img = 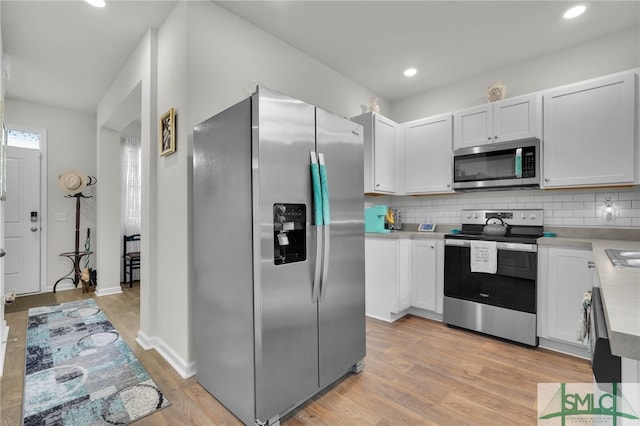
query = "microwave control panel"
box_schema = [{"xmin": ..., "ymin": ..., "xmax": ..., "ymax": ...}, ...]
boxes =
[{"xmin": 522, "ymin": 147, "xmax": 536, "ymax": 178}]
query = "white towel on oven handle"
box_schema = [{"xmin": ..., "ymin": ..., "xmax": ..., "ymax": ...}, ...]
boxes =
[{"xmin": 470, "ymin": 240, "xmax": 498, "ymax": 274}]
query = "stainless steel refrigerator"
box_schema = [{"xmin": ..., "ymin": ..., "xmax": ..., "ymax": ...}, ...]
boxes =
[{"xmin": 193, "ymin": 87, "xmax": 366, "ymax": 426}]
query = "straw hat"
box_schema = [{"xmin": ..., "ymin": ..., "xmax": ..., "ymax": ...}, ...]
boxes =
[{"xmin": 58, "ymin": 171, "xmax": 89, "ymax": 195}]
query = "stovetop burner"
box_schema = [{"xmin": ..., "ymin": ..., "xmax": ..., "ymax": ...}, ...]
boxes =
[{"xmin": 446, "ymin": 209, "xmax": 544, "ymax": 244}]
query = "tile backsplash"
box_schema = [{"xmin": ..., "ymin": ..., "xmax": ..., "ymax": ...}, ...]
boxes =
[{"xmin": 366, "ymin": 187, "xmax": 640, "ymax": 229}]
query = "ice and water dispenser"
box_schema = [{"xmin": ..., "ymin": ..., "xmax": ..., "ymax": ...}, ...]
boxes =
[{"xmin": 273, "ymin": 203, "xmax": 306, "ymax": 265}]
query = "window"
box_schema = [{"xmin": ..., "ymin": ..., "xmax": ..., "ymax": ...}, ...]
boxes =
[{"xmin": 7, "ymin": 129, "xmax": 40, "ymax": 150}]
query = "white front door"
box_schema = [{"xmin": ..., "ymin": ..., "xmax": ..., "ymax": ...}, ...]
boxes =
[{"xmin": 4, "ymin": 146, "xmax": 41, "ymax": 294}]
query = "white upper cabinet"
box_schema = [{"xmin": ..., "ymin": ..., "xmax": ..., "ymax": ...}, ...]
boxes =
[
  {"xmin": 352, "ymin": 112, "xmax": 398, "ymax": 194},
  {"xmin": 402, "ymin": 114, "xmax": 453, "ymax": 194},
  {"xmin": 453, "ymin": 94, "xmax": 541, "ymax": 150},
  {"xmin": 542, "ymin": 72, "xmax": 638, "ymax": 188}
]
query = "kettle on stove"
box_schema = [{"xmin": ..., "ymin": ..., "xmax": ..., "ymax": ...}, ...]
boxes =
[{"xmin": 483, "ymin": 217, "xmax": 509, "ymax": 236}]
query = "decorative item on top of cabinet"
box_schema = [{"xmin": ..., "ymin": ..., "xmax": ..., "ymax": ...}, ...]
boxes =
[
  {"xmin": 402, "ymin": 114, "xmax": 454, "ymax": 195},
  {"xmin": 542, "ymin": 71, "xmax": 638, "ymax": 189},
  {"xmin": 351, "ymin": 112, "xmax": 399, "ymax": 194},
  {"xmin": 486, "ymin": 81, "xmax": 506, "ymax": 102},
  {"xmin": 368, "ymin": 97, "xmax": 380, "ymax": 114},
  {"xmin": 453, "ymin": 93, "xmax": 541, "ymax": 150}
]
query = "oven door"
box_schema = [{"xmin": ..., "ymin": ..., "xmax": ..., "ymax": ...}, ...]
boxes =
[{"xmin": 444, "ymin": 239, "xmax": 537, "ymax": 313}]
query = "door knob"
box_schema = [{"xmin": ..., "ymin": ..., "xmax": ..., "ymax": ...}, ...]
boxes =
[
  {"xmin": 31, "ymin": 227, "xmax": 38, "ymax": 232},
  {"xmin": 0, "ymin": 249, "xmax": 5, "ymax": 258}
]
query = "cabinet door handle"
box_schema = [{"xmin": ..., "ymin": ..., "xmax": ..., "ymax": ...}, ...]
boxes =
[
  {"xmin": 494, "ymin": 135, "xmax": 498, "ymax": 139},
  {"xmin": 487, "ymin": 137, "xmax": 492, "ymax": 140},
  {"xmin": 544, "ymin": 178, "xmax": 550, "ymax": 183}
]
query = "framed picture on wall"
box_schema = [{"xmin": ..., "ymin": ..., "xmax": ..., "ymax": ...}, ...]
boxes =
[{"xmin": 159, "ymin": 108, "xmax": 176, "ymax": 157}]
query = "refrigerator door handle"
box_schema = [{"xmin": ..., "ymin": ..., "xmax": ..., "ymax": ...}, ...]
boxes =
[
  {"xmin": 318, "ymin": 153, "xmax": 330, "ymax": 225},
  {"xmin": 313, "ymin": 228, "xmax": 322, "ymax": 303},
  {"xmin": 310, "ymin": 151, "xmax": 323, "ymax": 226},
  {"xmin": 320, "ymin": 225, "xmax": 330, "ymax": 301},
  {"xmin": 310, "ymin": 151, "xmax": 323, "ymax": 303},
  {"xmin": 318, "ymin": 153, "xmax": 331, "ymax": 301}
]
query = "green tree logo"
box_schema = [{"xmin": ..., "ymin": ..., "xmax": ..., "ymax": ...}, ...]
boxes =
[{"xmin": 539, "ymin": 383, "xmax": 639, "ymax": 425}]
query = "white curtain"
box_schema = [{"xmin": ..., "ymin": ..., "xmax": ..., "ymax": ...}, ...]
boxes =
[{"xmin": 121, "ymin": 136, "xmax": 141, "ymax": 280}]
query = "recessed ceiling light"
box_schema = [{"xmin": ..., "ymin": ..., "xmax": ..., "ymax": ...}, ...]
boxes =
[
  {"xmin": 404, "ymin": 68, "xmax": 417, "ymax": 77},
  {"xmin": 563, "ymin": 5, "xmax": 586, "ymax": 19},
  {"xmin": 86, "ymin": 0, "xmax": 106, "ymax": 8}
]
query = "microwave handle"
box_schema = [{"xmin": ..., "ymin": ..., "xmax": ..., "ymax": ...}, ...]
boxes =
[{"xmin": 515, "ymin": 148, "xmax": 522, "ymax": 177}]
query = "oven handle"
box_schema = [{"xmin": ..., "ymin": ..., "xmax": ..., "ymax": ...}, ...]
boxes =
[{"xmin": 445, "ymin": 239, "xmax": 537, "ymax": 253}]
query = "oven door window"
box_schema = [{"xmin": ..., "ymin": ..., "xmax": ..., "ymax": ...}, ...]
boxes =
[
  {"xmin": 444, "ymin": 245, "xmax": 537, "ymax": 313},
  {"xmin": 454, "ymin": 149, "xmax": 517, "ymax": 183}
]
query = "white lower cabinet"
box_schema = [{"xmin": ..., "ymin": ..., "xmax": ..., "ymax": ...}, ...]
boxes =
[
  {"xmin": 411, "ymin": 239, "xmax": 444, "ymax": 314},
  {"xmin": 538, "ymin": 246, "xmax": 594, "ymax": 357},
  {"xmin": 364, "ymin": 238, "xmax": 410, "ymax": 322},
  {"xmin": 365, "ymin": 237, "xmax": 443, "ymax": 322}
]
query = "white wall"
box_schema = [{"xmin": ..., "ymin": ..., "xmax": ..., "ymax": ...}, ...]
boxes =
[
  {"xmin": 155, "ymin": 1, "xmax": 192, "ymax": 376},
  {"xmin": 5, "ymin": 99, "xmax": 97, "ymax": 288},
  {"xmin": 391, "ymin": 27, "xmax": 640, "ymax": 122},
  {"xmin": 186, "ymin": 2, "xmax": 389, "ymax": 128}
]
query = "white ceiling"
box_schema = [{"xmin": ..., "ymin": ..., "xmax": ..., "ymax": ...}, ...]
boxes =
[
  {"xmin": 2, "ymin": 0, "xmax": 177, "ymax": 114},
  {"xmin": 2, "ymin": 1, "xmax": 639, "ymax": 114}
]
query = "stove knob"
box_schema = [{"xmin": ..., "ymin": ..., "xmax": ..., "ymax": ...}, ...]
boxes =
[
  {"xmin": 473, "ymin": 213, "xmax": 479, "ymax": 219},
  {"xmin": 530, "ymin": 213, "xmax": 537, "ymax": 220},
  {"xmin": 466, "ymin": 213, "xmax": 472, "ymax": 219},
  {"xmin": 521, "ymin": 213, "xmax": 527, "ymax": 219}
]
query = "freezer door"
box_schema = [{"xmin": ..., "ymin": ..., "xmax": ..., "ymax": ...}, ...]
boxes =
[
  {"xmin": 315, "ymin": 108, "xmax": 366, "ymax": 388},
  {"xmin": 253, "ymin": 87, "xmax": 319, "ymax": 421}
]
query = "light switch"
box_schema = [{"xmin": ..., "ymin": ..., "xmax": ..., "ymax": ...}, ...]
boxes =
[{"xmin": 55, "ymin": 212, "xmax": 66, "ymax": 222}]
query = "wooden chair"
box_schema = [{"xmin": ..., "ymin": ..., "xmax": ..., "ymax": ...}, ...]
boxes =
[{"xmin": 123, "ymin": 234, "xmax": 141, "ymax": 287}]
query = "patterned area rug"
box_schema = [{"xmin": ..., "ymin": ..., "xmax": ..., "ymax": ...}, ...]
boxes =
[{"xmin": 23, "ymin": 299, "xmax": 170, "ymax": 425}]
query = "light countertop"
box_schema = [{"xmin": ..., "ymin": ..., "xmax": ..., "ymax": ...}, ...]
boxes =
[{"xmin": 365, "ymin": 230, "xmax": 447, "ymax": 240}]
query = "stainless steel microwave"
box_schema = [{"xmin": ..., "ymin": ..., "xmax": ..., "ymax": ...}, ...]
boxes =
[{"xmin": 452, "ymin": 138, "xmax": 540, "ymax": 191}]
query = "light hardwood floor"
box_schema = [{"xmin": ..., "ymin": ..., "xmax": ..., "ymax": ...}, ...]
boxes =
[{"xmin": 1, "ymin": 285, "xmax": 592, "ymax": 425}]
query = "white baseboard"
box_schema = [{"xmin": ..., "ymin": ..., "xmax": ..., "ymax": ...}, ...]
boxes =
[
  {"xmin": 538, "ymin": 337, "xmax": 590, "ymax": 360},
  {"xmin": 408, "ymin": 307, "xmax": 443, "ymax": 322},
  {"xmin": 365, "ymin": 309, "xmax": 409, "ymax": 323},
  {"xmin": 46, "ymin": 282, "xmax": 76, "ymax": 292},
  {"xmin": 136, "ymin": 330, "xmax": 196, "ymax": 379},
  {"xmin": 95, "ymin": 286, "xmax": 123, "ymax": 297}
]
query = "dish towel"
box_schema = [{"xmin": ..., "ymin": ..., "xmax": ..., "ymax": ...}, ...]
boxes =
[
  {"xmin": 470, "ymin": 240, "xmax": 498, "ymax": 274},
  {"xmin": 576, "ymin": 290, "xmax": 592, "ymax": 343}
]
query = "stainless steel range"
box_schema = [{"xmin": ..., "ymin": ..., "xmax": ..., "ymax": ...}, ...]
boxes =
[{"xmin": 443, "ymin": 209, "xmax": 544, "ymax": 346}]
